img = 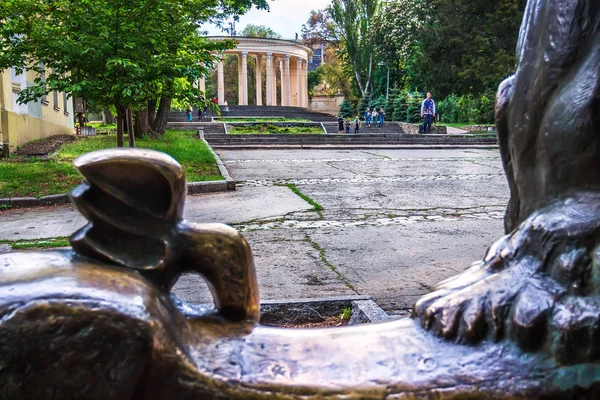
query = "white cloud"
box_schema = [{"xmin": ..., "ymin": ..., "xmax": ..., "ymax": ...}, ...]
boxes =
[{"xmin": 204, "ymin": 0, "xmax": 330, "ymax": 39}]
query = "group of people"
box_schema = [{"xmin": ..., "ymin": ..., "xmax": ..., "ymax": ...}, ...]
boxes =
[
  {"xmin": 337, "ymin": 107, "xmax": 387, "ymax": 134},
  {"xmin": 337, "ymin": 92, "xmax": 437, "ymax": 135},
  {"xmin": 185, "ymin": 98, "xmax": 230, "ymax": 122}
]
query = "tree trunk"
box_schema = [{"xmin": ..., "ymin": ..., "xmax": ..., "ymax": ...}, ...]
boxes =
[
  {"xmin": 147, "ymin": 99, "xmax": 157, "ymax": 126},
  {"xmin": 152, "ymin": 96, "xmax": 172, "ymax": 135},
  {"xmin": 102, "ymin": 109, "xmax": 116, "ymax": 125},
  {"xmin": 126, "ymin": 108, "xmax": 135, "ymax": 148},
  {"xmin": 116, "ymin": 105, "xmax": 125, "ymax": 147},
  {"xmin": 134, "ymin": 109, "xmax": 148, "ymax": 139}
]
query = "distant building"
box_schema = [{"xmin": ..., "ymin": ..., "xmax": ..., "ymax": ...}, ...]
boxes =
[
  {"xmin": 0, "ymin": 67, "xmax": 73, "ymax": 153},
  {"xmin": 308, "ymin": 43, "xmax": 325, "ymax": 72}
]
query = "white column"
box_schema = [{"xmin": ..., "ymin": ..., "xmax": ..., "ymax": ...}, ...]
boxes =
[
  {"xmin": 272, "ymin": 59, "xmax": 277, "ymax": 105},
  {"xmin": 241, "ymin": 51, "xmax": 248, "ymax": 105},
  {"xmin": 284, "ymin": 55, "xmax": 291, "ymax": 107},
  {"xmin": 303, "ymin": 59, "xmax": 309, "ymax": 107},
  {"xmin": 255, "ymin": 54, "xmax": 262, "ymax": 106},
  {"xmin": 265, "ymin": 53, "xmax": 273, "ymax": 106},
  {"xmin": 217, "ymin": 57, "xmax": 224, "ymax": 105},
  {"xmin": 279, "ymin": 59, "xmax": 284, "ymax": 106},
  {"xmin": 296, "ymin": 58, "xmax": 303, "ymax": 108}
]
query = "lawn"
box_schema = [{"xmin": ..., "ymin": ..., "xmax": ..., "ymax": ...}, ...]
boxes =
[
  {"xmin": 218, "ymin": 117, "xmax": 311, "ymax": 123},
  {"xmin": 228, "ymin": 124, "xmax": 324, "ymax": 135},
  {"xmin": 437, "ymin": 122, "xmax": 494, "ymax": 128},
  {"xmin": 0, "ymin": 130, "xmax": 222, "ymax": 198}
]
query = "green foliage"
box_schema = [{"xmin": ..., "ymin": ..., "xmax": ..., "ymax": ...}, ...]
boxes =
[
  {"xmin": 328, "ymin": 0, "xmax": 381, "ymax": 97},
  {"xmin": 409, "ymin": 0, "xmax": 525, "ymax": 98},
  {"xmin": 239, "ymin": 24, "xmax": 282, "ymax": 39},
  {"xmin": 339, "ymin": 99, "xmax": 355, "ymax": 118},
  {"xmin": 387, "ymin": 91, "xmax": 421, "ymax": 122},
  {"xmin": 0, "ymin": 0, "xmax": 268, "ymax": 143},
  {"xmin": 357, "ymin": 96, "xmax": 371, "ymax": 119},
  {"xmin": 369, "ymin": 95, "xmax": 387, "ymax": 112},
  {"xmin": 339, "ymin": 307, "xmax": 352, "ymax": 321},
  {"xmin": 437, "ymin": 93, "xmax": 495, "ymax": 124},
  {"xmin": 308, "ymin": 68, "xmax": 324, "ymax": 97}
]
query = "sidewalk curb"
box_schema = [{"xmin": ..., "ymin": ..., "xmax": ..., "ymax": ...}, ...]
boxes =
[
  {"xmin": 1, "ymin": 136, "xmax": 236, "ymax": 208},
  {"xmin": 199, "ymin": 129, "xmax": 236, "ymax": 190}
]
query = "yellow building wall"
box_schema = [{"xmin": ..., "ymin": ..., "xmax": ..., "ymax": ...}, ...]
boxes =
[{"xmin": 0, "ymin": 68, "xmax": 74, "ymax": 153}]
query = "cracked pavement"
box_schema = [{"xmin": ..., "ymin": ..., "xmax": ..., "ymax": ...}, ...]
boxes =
[{"xmin": 0, "ymin": 148, "xmax": 508, "ymax": 317}]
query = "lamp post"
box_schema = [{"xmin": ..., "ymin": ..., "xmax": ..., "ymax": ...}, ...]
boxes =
[{"xmin": 378, "ymin": 62, "xmax": 390, "ymax": 99}]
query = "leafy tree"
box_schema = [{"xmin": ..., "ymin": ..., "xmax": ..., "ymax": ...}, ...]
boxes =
[
  {"xmin": 308, "ymin": 68, "xmax": 324, "ymax": 97},
  {"xmin": 0, "ymin": 0, "xmax": 267, "ymax": 146},
  {"xmin": 339, "ymin": 99, "xmax": 354, "ymax": 118},
  {"xmin": 370, "ymin": 0, "xmax": 423, "ymax": 96},
  {"xmin": 328, "ymin": 0, "xmax": 380, "ymax": 98},
  {"xmin": 239, "ymin": 24, "xmax": 282, "ymax": 39},
  {"xmin": 410, "ymin": 0, "xmax": 525, "ymax": 98}
]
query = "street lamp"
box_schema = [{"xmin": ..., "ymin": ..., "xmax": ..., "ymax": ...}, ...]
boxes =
[{"xmin": 378, "ymin": 62, "xmax": 390, "ymax": 100}]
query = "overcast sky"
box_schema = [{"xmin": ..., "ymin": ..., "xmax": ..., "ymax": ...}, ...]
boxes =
[{"xmin": 203, "ymin": 0, "xmax": 329, "ymax": 40}]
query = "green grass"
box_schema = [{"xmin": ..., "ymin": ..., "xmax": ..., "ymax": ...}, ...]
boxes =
[
  {"xmin": 437, "ymin": 122, "xmax": 494, "ymax": 128},
  {"xmin": 0, "ymin": 130, "xmax": 222, "ymax": 198},
  {"xmin": 285, "ymin": 183, "xmax": 323, "ymax": 211},
  {"xmin": 0, "ymin": 237, "xmax": 70, "ymax": 250},
  {"xmin": 87, "ymin": 122, "xmax": 117, "ymax": 129},
  {"xmin": 228, "ymin": 124, "xmax": 323, "ymax": 135},
  {"xmin": 218, "ymin": 117, "xmax": 311, "ymax": 122}
]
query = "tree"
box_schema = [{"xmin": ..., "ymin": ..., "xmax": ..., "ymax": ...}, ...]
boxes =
[
  {"xmin": 338, "ymin": 99, "xmax": 354, "ymax": 118},
  {"xmin": 239, "ymin": 24, "xmax": 282, "ymax": 39},
  {"xmin": 409, "ymin": 0, "xmax": 525, "ymax": 98},
  {"xmin": 0, "ymin": 0, "xmax": 267, "ymax": 146},
  {"xmin": 328, "ymin": 0, "xmax": 380, "ymax": 98},
  {"xmin": 370, "ymin": 0, "xmax": 423, "ymax": 96}
]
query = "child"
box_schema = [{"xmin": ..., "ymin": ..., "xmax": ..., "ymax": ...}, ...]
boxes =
[
  {"xmin": 186, "ymin": 107, "xmax": 193, "ymax": 122},
  {"xmin": 354, "ymin": 116, "xmax": 360, "ymax": 134},
  {"xmin": 345, "ymin": 117, "xmax": 351, "ymax": 134}
]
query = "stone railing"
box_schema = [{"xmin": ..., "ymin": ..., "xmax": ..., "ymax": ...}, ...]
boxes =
[{"xmin": 398, "ymin": 122, "xmax": 447, "ymax": 135}]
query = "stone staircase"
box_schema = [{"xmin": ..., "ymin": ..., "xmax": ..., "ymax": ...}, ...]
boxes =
[
  {"xmin": 321, "ymin": 122, "xmax": 404, "ymax": 135},
  {"xmin": 203, "ymin": 133, "xmax": 498, "ymax": 148}
]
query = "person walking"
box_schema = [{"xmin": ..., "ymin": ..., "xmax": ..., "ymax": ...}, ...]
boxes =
[
  {"xmin": 421, "ymin": 92, "xmax": 436, "ymax": 134},
  {"xmin": 338, "ymin": 115, "xmax": 345, "ymax": 134},
  {"xmin": 186, "ymin": 106, "xmax": 193, "ymax": 122},
  {"xmin": 345, "ymin": 117, "xmax": 351, "ymax": 134},
  {"xmin": 224, "ymin": 100, "xmax": 230, "ymax": 117},
  {"xmin": 364, "ymin": 108, "xmax": 371, "ymax": 127},
  {"xmin": 354, "ymin": 116, "xmax": 360, "ymax": 134},
  {"xmin": 379, "ymin": 107, "xmax": 386, "ymax": 128}
]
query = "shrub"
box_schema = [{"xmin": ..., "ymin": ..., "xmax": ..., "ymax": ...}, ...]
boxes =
[
  {"xmin": 356, "ymin": 96, "xmax": 371, "ymax": 120},
  {"xmin": 339, "ymin": 99, "xmax": 355, "ymax": 118}
]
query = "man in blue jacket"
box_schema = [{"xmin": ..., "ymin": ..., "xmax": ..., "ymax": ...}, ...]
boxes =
[{"xmin": 420, "ymin": 92, "xmax": 436, "ymax": 134}]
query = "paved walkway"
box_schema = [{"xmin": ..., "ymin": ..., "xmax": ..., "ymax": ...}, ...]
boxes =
[{"xmin": 0, "ymin": 148, "xmax": 508, "ymax": 316}]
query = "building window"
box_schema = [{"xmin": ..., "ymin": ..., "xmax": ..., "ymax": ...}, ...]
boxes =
[
  {"xmin": 10, "ymin": 67, "xmax": 27, "ymax": 115},
  {"xmin": 52, "ymin": 68, "xmax": 60, "ymax": 111},
  {"xmin": 63, "ymin": 93, "xmax": 69, "ymax": 116},
  {"xmin": 40, "ymin": 63, "xmax": 48, "ymax": 106}
]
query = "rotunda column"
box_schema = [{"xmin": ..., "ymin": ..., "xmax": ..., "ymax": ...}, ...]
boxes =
[
  {"xmin": 217, "ymin": 57, "xmax": 225, "ymax": 105},
  {"xmin": 255, "ymin": 54, "xmax": 262, "ymax": 106},
  {"xmin": 284, "ymin": 55, "xmax": 291, "ymax": 107},
  {"xmin": 265, "ymin": 53, "xmax": 273, "ymax": 106}
]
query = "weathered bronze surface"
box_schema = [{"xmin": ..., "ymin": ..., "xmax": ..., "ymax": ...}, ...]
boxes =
[{"xmin": 2, "ymin": 0, "xmax": 600, "ymax": 398}]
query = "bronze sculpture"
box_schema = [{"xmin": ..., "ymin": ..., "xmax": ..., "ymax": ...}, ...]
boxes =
[{"xmin": 1, "ymin": 0, "xmax": 600, "ymax": 397}]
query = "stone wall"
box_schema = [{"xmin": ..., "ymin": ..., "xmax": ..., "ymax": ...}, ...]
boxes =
[
  {"xmin": 398, "ymin": 122, "xmax": 448, "ymax": 135},
  {"xmin": 309, "ymin": 95, "xmax": 345, "ymax": 116}
]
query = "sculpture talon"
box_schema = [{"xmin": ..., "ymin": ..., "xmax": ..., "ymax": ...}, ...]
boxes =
[{"xmin": 3, "ymin": 0, "xmax": 600, "ymax": 397}]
